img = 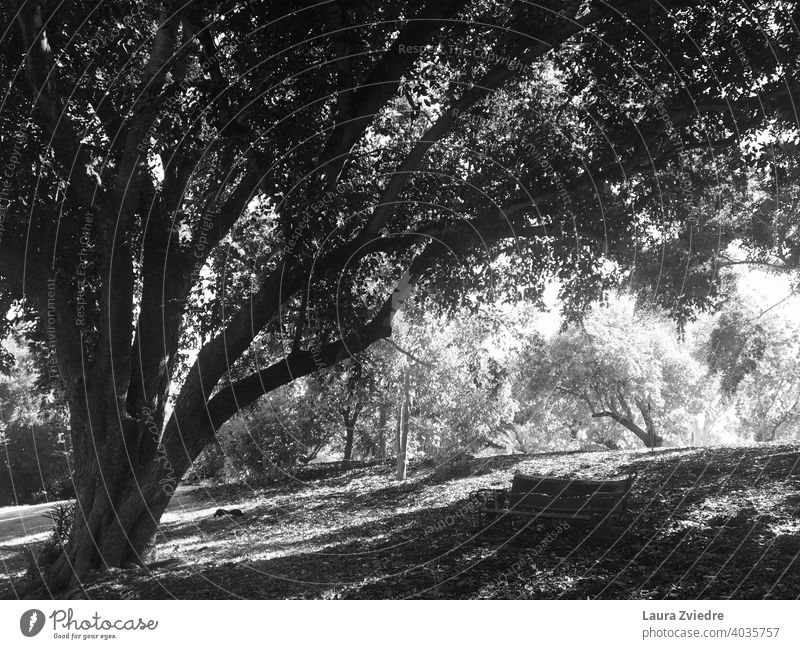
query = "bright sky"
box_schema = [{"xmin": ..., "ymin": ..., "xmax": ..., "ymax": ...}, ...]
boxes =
[
  {"xmin": 735, "ymin": 267, "xmax": 800, "ymax": 320},
  {"xmin": 523, "ymin": 264, "xmax": 800, "ymax": 343}
]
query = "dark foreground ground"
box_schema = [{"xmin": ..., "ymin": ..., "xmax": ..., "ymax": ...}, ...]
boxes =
[{"xmin": 2, "ymin": 444, "xmax": 799, "ymax": 599}]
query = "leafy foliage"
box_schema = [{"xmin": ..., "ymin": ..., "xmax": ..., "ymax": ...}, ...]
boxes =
[
  {"xmin": 732, "ymin": 307, "xmax": 800, "ymax": 442},
  {"xmin": 514, "ymin": 295, "xmax": 713, "ymax": 449},
  {"xmin": 0, "ymin": 339, "xmax": 72, "ymax": 505},
  {"xmin": 706, "ymin": 299, "xmax": 768, "ymax": 395}
]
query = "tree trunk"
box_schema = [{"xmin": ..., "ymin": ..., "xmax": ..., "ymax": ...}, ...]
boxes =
[
  {"xmin": 40, "ymin": 409, "xmax": 177, "ymax": 592},
  {"xmin": 396, "ymin": 370, "xmax": 410, "ymax": 480},
  {"xmin": 395, "ymin": 400, "xmax": 408, "ymax": 480},
  {"xmin": 591, "ymin": 409, "xmax": 663, "ymax": 449},
  {"xmin": 635, "ymin": 398, "xmax": 662, "ymax": 448},
  {"xmin": 378, "ymin": 401, "xmax": 387, "ymax": 460},
  {"xmin": 343, "ymin": 420, "xmax": 356, "ymax": 461},
  {"xmin": 46, "ymin": 469, "xmax": 171, "ymax": 591},
  {"xmin": 30, "ymin": 374, "xmax": 203, "ymax": 594}
]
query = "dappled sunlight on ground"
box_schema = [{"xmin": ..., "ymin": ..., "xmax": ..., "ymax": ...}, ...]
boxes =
[
  {"xmin": 2, "ymin": 444, "xmax": 798, "ymax": 599},
  {"xmin": 0, "ymin": 531, "xmax": 49, "ymax": 561}
]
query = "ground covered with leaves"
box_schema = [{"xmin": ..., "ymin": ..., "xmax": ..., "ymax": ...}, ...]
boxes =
[{"xmin": 3, "ymin": 444, "xmax": 799, "ymax": 599}]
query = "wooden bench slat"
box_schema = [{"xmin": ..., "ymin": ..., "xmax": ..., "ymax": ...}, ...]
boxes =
[
  {"xmin": 509, "ymin": 500, "xmax": 620, "ymax": 514},
  {"xmin": 482, "ymin": 508, "xmax": 595, "ymax": 520},
  {"xmin": 511, "ymin": 474, "xmax": 630, "ymax": 496},
  {"xmin": 510, "ymin": 493, "xmax": 623, "ymax": 512}
]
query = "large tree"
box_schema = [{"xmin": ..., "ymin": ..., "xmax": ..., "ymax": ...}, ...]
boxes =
[{"xmin": 0, "ymin": 0, "xmax": 796, "ymax": 591}]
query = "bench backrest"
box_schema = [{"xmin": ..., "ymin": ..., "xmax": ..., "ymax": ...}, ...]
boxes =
[{"xmin": 509, "ymin": 473, "xmax": 635, "ymax": 514}]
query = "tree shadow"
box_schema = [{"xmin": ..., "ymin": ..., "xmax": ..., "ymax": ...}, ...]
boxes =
[{"xmin": 22, "ymin": 444, "xmax": 800, "ymax": 599}]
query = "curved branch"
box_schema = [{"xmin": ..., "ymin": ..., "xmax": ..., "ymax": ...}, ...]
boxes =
[
  {"xmin": 384, "ymin": 338, "xmax": 434, "ymax": 368},
  {"xmin": 591, "ymin": 409, "xmax": 657, "ymax": 448},
  {"xmin": 173, "ymin": 243, "xmax": 437, "ymax": 455}
]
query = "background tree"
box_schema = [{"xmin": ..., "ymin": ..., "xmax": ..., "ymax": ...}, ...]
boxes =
[
  {"xmin": 706, "ymin": 298, "xmax": 768, "ymax": 395},
  {"xmin": 310, "ymin": 356, "xmax": 379, "ymax": 462},
  {"xmin": 391, "ymin": 308, "xmax": 518, "ymax": 457},
  {"xmin": 0, "ymin": 338, "xmax": 71, "ymax": 505},
  {"xmin": 524, "ymin": 296, "xmax": 708, "ymax": 448},
  {"xmin": 732, "ymin": 306, "xmax": 800, "ymax": 442}
]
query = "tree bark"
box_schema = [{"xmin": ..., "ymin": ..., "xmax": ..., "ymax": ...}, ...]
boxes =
[
  {"xmin": 396, "ymin": 369, "xmax": 411, "ymax": 480},
  {"xmin": 343, "ymin": 416, "xmax": 357, "ymax": 461},
  {"xmin": 591, "ymin": 409, "xmax": 663, "ymax": 449},
  {"xmin": 635, "ymin": 398, "xmax": 662, "ymax": 448},
  {"xmin": 39, "ymin": 400, "xmax": 177, "ymax": 593},
  {"xmin": 378, "ymin": 401, "xmax": 387, "ymax": 460}
]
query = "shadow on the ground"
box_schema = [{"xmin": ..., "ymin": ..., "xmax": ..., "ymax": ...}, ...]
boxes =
[{"xmin": 5, "ymin": 444, "xmax": 799, "ymax": 599}]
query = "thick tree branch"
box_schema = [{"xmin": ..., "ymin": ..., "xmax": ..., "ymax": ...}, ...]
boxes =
[
  {"xmin": 202, "ymin": 249, "xmax": 433, "ymax": 432},
  {"xmin": 322, "ymin": 1, "xmax": 356, "ymax": 126},
  {"xmin": 591, "ymin": 409, "xmax": 652, "ymax": 446},
  {"xmin": 113, "ymin": 4, "xmax": 180, "ymax": 218},
  {"xmin": 16, "ymin": 2, "xmax": 106, "ymax": 209},
  {"xmin": 93, "ymin": 5, "xmax": 182, "ymax": 395},
  {"xmin": 347, "ymin": 0, "xmax": 626, "ymax": 248}
]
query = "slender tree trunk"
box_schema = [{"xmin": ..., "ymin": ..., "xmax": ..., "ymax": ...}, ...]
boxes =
[
  {"xmin": 396, "ymin": 369, "xmax": 410, "ymax": 480},
  {"xmin": 394, "ymin": 401, "xmax": 402, "ymax": 471},
  {"xmin": 343, "ymin": 420, "xmax": 356, "ymax": 461},
  {"xmin": 378, "ymin": 401, "xmax": 387, "ymax": 460},
  {"xmin": 395, "ymin": 400, "xmax": 408, "ymax": 480}
]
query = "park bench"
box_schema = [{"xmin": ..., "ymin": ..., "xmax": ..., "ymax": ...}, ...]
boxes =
[{"xmin": 471, "ymin": 470, "xmax": 637, "ymax": 531}]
